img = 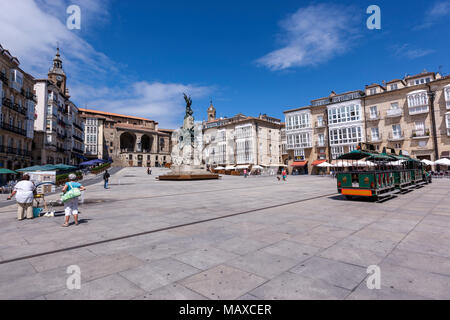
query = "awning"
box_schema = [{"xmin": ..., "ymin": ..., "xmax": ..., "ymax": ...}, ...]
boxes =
[
  {"xmin": 225, "ymin": 166, "xmax": 236, "ymax": 170},
  {"xmin": 312, "ymin": 160, "xmax": 326, "ymax": 166},
  {"xmin": 236, "ymin": 165, "xmax": 249, "ymax": 169},
  {"xmin": 291, "ymin": 161, "xmax": 308, "ymax": 167}
]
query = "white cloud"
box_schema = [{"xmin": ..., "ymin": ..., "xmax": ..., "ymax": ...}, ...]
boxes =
[
  {"xmin": 392, "ymin": 44, "xmax": 435, "ymax": 60},
  {"xmin": 0, "ymin": 0, "xmax": 113, "ymax": 78},
  {"xmin": 71, "ymin": 81, "xmax": 214, "ymax": 128},
  {"xmin": 416, "ymin": 0, "xmax": 450, "ymax": 29},
  {"xmin": 257, "ymin": 3, "xmax": 360, "ymax": 71},
  {"xmin": 0, "ymin": 0, "xmax": 215, "ymax": 128}
]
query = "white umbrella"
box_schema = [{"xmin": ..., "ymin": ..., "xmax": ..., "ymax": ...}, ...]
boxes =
[
  {"xmin": 435, "ymin": 158, "xmax": 450, "ymax": 166},
  {"xmin": 355, "ymin": 160, "xmax": 376, "ymax": 167},
  {"xmin": 215, "ymin": 166, "xmax": 225, "ymax": 170},
  {"xmin": 236, "ymin": 165, "xmax": 249, "ymax": 169},
  {"xmin": 391, "ymin": 160, "xmax": 406, "ymax": 166},
  {"xmin": 225, "ymin": 165, "xmax": 236, "ymax": 170},
  {"xmin": 317, "ymin": 161, "xmax": 332, "ymax": 168},
  {"xmin": 421, "ymin": 159, "xmax": 435, "ymax": 166},
  {"xmin": 333, "ymin": 161, "xmax": 351, "ymax": 167},
  {"xmin": 251, "ymin": 165, "xmax": 264, "ymax": 170}
]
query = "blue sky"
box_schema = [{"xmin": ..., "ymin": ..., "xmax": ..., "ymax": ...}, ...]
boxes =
[{"xmin": 1, "ymin": 0, "xmax": 449, "ymax": 128}]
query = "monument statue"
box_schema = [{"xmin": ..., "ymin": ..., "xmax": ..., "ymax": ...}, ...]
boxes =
[{"xmin": 158, "ymin": 94, "xmax": 218, "ymax": 180}]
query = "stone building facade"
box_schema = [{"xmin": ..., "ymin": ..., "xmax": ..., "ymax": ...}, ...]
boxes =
[
  {"xmin": 80, "ymin": 108, "xmax": 172, "ymax": 167},
  {"xmin": 203, "ymin": 103, "xmax": 283, "ymax": 167},
  {"xmin": 33, "ymin": 48, "xmax": 84, "ymax": 165},
  {"xmin": 0, "ymin": 44, "xmax": 36, "ymax": 178},
  {"xmin": 283, "ymin": 71, "xmax": 450, "ymax": 174},
  {"xmin": 364, "ymin": 72, "xmax": 450, "ymax": 161}
]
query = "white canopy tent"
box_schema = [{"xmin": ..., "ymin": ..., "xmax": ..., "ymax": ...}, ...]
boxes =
[
  {"xmin": 421, "ymin": 159, "xmax": 435, "ymax": 166},
  {"xmin": 214, "ymin": 166, "xmax": 225, "ymax": 170},
  {"xmin": 391, "ymin": 160, "xmax": 406, "ymax": 166},
  {"xmin": 225, "ymin": 165, "xmax": 236, "ymax": 170},
  {"xmin": 251, "ymin": 165, "xmax": 264, "ymax": 170},
  {"xmin": 435, "ymin": 158, "xmax": 450, "ymax": 166}
]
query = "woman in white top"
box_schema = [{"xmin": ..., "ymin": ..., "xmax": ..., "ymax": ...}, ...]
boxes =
[{"xmin": 8, "ymin": 174, "xmax": 35, "ymax": 220}]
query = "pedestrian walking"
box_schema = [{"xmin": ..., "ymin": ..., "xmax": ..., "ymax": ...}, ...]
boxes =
[
  {"xmin": 243, "ymin": 169, "xmax": 248, "ymax": 178},
  {"xmin": 147, "ymin": 167, "xmax": 152, "ymax": 175},
  {"xmin": 7, "ymin": 174, "xmax": 35, "ymax": 221},
  {"xmin": 61, "ymin": 174, "xmax": 86, "ymax": 227},
  {"xmin": 282, "ymin": 169, "xmax": 287, "ymax": 182},
  {"xmin": 103, "ymin": 170, "xmax": 110, "ymax": 189}
]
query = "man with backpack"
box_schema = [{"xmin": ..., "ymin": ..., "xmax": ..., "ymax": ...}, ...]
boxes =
[{"xmin": 103, "ymin": 170, "xmax": 110, "ymax": 189}]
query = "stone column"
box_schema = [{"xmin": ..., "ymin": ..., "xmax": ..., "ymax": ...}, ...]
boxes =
[{"xmin": 135, "ymin": 133, "xmax": 143, "ymax": 153}]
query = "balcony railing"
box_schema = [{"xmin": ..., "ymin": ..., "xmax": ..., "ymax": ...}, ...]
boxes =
[
  {"xmin": 2, "ymin": 98, "xmax": 27, "ymax": 116},
  {"xmin": 121, "ymin": 148, "xmax": 135, "ymax": 153},
  {"xmin": 73, "ymin": 122, "xmax": 84, "ymax": 131},
  {"xmin": 367, "ymin": 111, "xmax": 381, "ymax": 121},
  {"xmin": 388, "ymin": 131, "xmax": 405, "ymax": 141},
  {"xmin": 315, "ymin": 141, "xmax": 326, "ymax": 147},
  {"xmin": 0, "ymin": 73, "xmax": 8, "ymax": 85},
  {"xmin": 386, "ymin": 108, "xmax": 403, "ymax": 118},
  {"xmin": 315, "ymin": 121, "xmax": 326, "ymax": 128},
  {"xmin": 72, "ymin": 147, "xmax": 84, "ymax": 154},
  {"xmin": 73, "ymin": 135, "xmax": 84, "ymax": 142},
  {"xmin": 0, "ymin": 122, "xmax": 27, "ymax": 136},
  {"xmin": 287, "ymin": 143, "xmax": 312, "ymax": 149},
  {"xmin": 0, "ymin": 146, "xmax": 32, "ymax": 157},
  {"xmin": 411, "ymin": 129, "xmax": 430, "ymax": 139},
  {"xmin": 367, "ymin": 134, "xmax": 383, "ymax": 143}
]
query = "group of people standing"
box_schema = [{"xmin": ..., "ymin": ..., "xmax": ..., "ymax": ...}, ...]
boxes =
[{"xmin": 7, "ymin": 173, "xmax": 86, "ymax": 227}]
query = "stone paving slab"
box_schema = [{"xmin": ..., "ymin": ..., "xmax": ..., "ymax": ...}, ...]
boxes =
[
  {"xmin": 0, "ymin": 168, "xmax": 449, "ymax": 300},
  {"xmin": 179, "ymin": 265, "xmax": 267, "ymax": 300}
]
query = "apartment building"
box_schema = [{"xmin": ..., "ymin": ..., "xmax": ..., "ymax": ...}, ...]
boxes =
[
  {"xmin": 364, "ymin": 71, "xmax": 450, "ymax": 161},
  {"xmin": 79, "ymin": 108, "xmax": 172, "ymax": 167},
  {"xmin": 283, "ymin": 71, "xmax": 450, "ymax": 174},
  {"xmin": 284, "ymin": 91, "xmax": 364, "ymax": 174},
  {"xmin": 33, "ymin": 48, "xmax": 85, "ymax": 165},
  {"xmin": 203, "ymin": 103, "xmax": 283, "ymax": 167},
  {"xmin": 0, "ymin": 44, "xmax": 36, "ymax": 177}
]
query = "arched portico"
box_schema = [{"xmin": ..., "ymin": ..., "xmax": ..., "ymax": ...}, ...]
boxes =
[{"xmin": 120, "ymin": 132, "xmax": 136, "ymax": 153}]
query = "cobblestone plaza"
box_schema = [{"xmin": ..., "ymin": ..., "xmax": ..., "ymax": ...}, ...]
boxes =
[{"xmin": 0, "ymin": 168, "xmax": 449, "ymax": 300}]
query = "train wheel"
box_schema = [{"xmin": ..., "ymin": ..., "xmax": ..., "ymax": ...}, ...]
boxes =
[{"xmin": 345, "ymin": 195, "xmax": 353, "ymax": 200}]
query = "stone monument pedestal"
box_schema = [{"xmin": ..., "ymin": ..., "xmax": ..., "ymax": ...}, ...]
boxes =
[
  {"xmin": 157, "ymin": 165, "xmax": 219, "ymax": 181},
  {"xmin": 157, "ymin": 93, "xmax": 220, "ymax": 181}
]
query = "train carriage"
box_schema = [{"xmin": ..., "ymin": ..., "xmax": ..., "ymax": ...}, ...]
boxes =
[{"xmin": 336, "ymin": 144, "xmax": 429, "ymax": 201}]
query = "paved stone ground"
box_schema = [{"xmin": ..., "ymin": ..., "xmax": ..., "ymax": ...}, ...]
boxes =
[{"xmin": 0, "ymin": 167, "xmax": 449, "ymax": 300}]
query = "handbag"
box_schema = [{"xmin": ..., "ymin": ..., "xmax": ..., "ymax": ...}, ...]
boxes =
[{"xmin": 61, "ymin": 182, "xmax": 81, "ymax": 203}]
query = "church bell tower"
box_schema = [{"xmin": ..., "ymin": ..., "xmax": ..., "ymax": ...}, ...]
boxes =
[
  {"xmin": 48, "ymin": 47, "xmax": 67, "ymax": 94},
  {"xmin": 207, "ymin": 100, "xmax": 216, "ymax": 122}
]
